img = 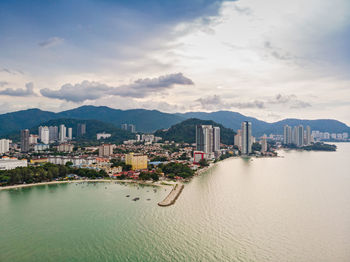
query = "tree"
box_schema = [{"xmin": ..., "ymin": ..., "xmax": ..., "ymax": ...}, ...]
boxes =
[
  {"xmin": 252, "ymin": 142, "xmax": 262, "ymax": 152},
  {"xmin": 65, "ymin": 161, "xmax": 73, "ymax": 167},
  {"xmin": 199, "ymin": 159, "xmax": 209, "ymax": 167}
]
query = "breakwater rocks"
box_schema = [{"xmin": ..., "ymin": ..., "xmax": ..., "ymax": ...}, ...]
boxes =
[{"xmin": 158, "ymin": 184, "xmax": 184, "ymax": 207}]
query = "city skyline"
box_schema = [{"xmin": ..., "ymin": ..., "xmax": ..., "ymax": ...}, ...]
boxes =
[{"xmin": 0, "ymin": 0, "xmax": 350, "ymax": 125}]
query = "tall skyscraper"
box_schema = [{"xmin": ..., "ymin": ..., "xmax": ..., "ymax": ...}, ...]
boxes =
[
  {"xmin": 283, "ymin": 125, "xmax": 292, "ymax": 144},
  {"xmin": 296, "ymin": 125, "xmax": 304, "ymax": 147},
  {"xmin": 59, "ymin": 124, "xmax": 66, "ymax": 142},
  {"xmin": 21, "ymin": 129, "xmax": 30, "ymax": 152},
  {"xmin": 121, "ymin": 124, "xmax": 128, "ymax": 131},
  {"xmin": 77, "ymin": 123, "xmax": 86, "ymax": 136},
  {"xmin": 196, "ymin": 125, "xmax": 220, "ymax": 155},
  {"xmin": 241, "ymin": 121, "xmax": 252, "ymax": 155},
  {"xmin": 40, "ymin": 126, "xmax": 50, "ymax": 144},
  {"xmin": 305, "ymin": 126, "xmax": 311, "ymax": 145},
  {"xmin": 68, "ymin": 128, "xmax": 73, "ymax": 140},
  {"xmin": 38, "ymin": 126, "xmax": 43, "ymax": 140},
  {"xmin": 234, "ymin": 129, "xmax": 242, "ymax": 150},
  {"xmin": 196, "ymin": 125, "xmax": 213, "ymax": 154},
  {"xmin": 213, "ymin": 126, "xmax": 220, "ymax": 152},
  {"xmin": 49, "ymin": 126, "xmax": 58, "ymax": 141}
]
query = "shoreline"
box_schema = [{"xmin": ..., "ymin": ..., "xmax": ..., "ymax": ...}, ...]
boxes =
[{"xmin": 0, "ymin": 179, "xmax": 174, "ymax": 191}]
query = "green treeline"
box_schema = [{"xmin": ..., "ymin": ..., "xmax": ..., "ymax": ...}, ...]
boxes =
[
  {"xmin": 0, "ymin": 163, "xmax": 108, "ymax": 186},
  {"xmin": 158, "ymin": 162, "xmax": 194, "ymax": 179}
]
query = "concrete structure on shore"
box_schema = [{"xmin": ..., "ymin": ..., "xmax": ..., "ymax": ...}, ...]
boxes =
[{"xmin": 158, "ymin": 184, "xmax": 184, "ymax": 207}]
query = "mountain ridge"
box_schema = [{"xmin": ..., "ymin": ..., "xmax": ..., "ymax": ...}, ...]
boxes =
[{"xmin": 0, "ymin": 105, "xmax": 349, "ymax": 137}]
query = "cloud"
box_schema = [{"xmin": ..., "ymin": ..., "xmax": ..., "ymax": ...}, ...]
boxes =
[
  {"xmin": 0, "ymin": 81, "xmax": 8, "ymax": 87},
  {"xmin": 38, "ymin": 37, "xmax": 64, "ymax": 48},
  {"xmin": 268, "ymin": 94, "xmax": 311, "ymax": 108},
  {"xmin": 232, "ymin": 3, "xmax": 253, "ymax": 16},
  {"xmin": 0, "ymin": 82, "xmax": 36, "ymax": 97},
  {"xmin": 264, "ymin": 41, "xmax": 298, "ymax": 61},
  {"xmin": 196, "ymin": 95, "xmax": 265, "ymax": 110},
  {"xmin": 40, "ymin": 73, "xmax": 194, "ymax": 102},
  {"xmin": 0, "ymin": 68, "xmax": 23, "ymax": 75}
]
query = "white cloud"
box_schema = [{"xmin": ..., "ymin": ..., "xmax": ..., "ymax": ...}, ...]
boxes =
[
  {"xmin": 40, "ymin": 73, "xmax": 193, "ymax": 102},
  {"xmin": 0, "ymin": 82, "xmax": 36, "ymax": 97}
]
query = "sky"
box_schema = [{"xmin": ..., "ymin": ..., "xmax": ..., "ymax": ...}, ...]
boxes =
[{"xmin": 0, "ymin": 0, "xmax": 350, "ymax": 125}]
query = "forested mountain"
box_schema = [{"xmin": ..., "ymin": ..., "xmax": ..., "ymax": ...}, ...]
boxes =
[
  {"xmin": 0, "ymin": 106, "xmax": 349, "ymax": 137},
  {"xmin": 154, "ymin": 118, "xmax": 236, "ymax": 145}
]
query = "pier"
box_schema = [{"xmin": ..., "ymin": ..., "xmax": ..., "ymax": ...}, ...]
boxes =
[{"xmin": 158, "ymin": 184, "xmax": 184, "ymax": 207}]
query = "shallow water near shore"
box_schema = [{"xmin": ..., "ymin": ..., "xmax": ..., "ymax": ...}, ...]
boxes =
[{"xmin": 1, "ymin": 143, "xmax": 350, "ymax": 262}]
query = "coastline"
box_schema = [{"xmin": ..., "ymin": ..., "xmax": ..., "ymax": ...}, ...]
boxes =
[{"xmin": 0, "ymin": 179, "xmax": 174, "ymax": 191}]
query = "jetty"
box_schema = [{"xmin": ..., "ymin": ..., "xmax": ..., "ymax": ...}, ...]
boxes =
[{"xmin": 158, "ymin": 184, "xmax": 184, "ymax": 207}]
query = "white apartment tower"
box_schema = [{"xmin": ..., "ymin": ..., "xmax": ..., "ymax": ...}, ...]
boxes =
[
  {"xmin": 40, "ymin": 126, "xmax": 50, "ymax": 144},
  {"xmin": 59, "ymin": 124, "xmax": 66, "ymax": 142},
  {"xmin": 283, "ymin": 125, "xmax": 292, "ymax": 144},
  {"xmin": 68, "ymin": 128, "xmax": 73, "ymax": 140},
  {"xmin": 196, "ymin": 125, "xmax": 220, "ymax": 154},
  {"xmin": 213, "ymin": 127, "xmax": 220, "ymax": 152}
]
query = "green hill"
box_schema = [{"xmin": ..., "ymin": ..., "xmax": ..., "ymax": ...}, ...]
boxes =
[{"xmin": 154, "ymin": 118, "xmax": 236, "ymax": 145}]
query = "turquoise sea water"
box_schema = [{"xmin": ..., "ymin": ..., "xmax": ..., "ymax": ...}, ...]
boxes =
[{"xmin": 1, "ymin": 143, "xmax": 350, "ymax": 262}]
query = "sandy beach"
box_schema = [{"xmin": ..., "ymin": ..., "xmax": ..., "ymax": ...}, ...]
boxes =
[{"xmin": 0, "ymin": 179, "xmax": 175, "ymax": 191}]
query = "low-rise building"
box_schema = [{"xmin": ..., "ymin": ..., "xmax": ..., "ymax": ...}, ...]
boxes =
[
  {"xmin": 97, "ymin": 133, "xmax": 111, "ymax": 140},
  {"xmin": 34, "ymin": 144, "xmax": 50, "ymax": 152},
  {"xmin": 57, "ymin": 143, "xmax": 74, "ymax": 152},
  {"xmin": 99, "ymin": 144, "xmax": 114, "ymax": 157},
  {"xmin": 0, "ymin": 157, "xmax": 27, "ymax": 170}
]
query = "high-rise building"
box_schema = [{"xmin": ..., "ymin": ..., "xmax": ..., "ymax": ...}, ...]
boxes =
[
  {"xmin": 0, "ymin": 139, "xmax": 10, "ymax": 154},
  {"xmin": 77, "ymin": 123, "xmax": 86, "ymax": 137},
  {"xmin": 21, "ymin": 129, "xmax": 30, "ymax": 152},
  {"xmin": 196, "ymin": 125, "xmax": 213, "ymax": 154},
  {"xmin": 49, "ymin": 126, "xmax": 58, "ymax": 141},
  {"xmin": 68, "ymin": 128, "xmax": 73, "ymax": 140},
  {"xmin": 59, "ymin": 124, "xmax": 66, "ymax": 142},
  {"xmin": 29, "ymin": 134, "xmax": 38, "ymax": 145},
  {"xmin": 40, "ymin": 126, "xmax": 50, "ymax": 144},
  {"xmin": 121, "ymin": 124, "xmax": 128, "ymax": 131},
  {"xmin": 241, "ymin": 121, "xmax": 252, "ymax": 155},
  {"xmin": 305, "ymin": 126, "xmax": 311, "ymax": 145},
  {"xmin": 125, "ymin": 153, "xmax": 148, "ymax": 170},
  {"xmin": 234, "ymin": 129, "xmax": 242, "ymax": 150},
  {"xmin": 213, "ymin": 126, "xmax": 220, "ymax": 152},
  {"xmin": 128, "ymin": 124, "xmax": 136, "ymax": 133},
  {"xmin": 296, "ymin": 125, "xmax": 304, "ymax": 147},
  {"xmin": 260, "ymin": 137, "xmax": 268, "ymax": 153},
  {"xmin": 38, "ymin": 126, "xmax": 43, "ymax": 140},
  {"xmin": 283, "ymin": 125, "xmax": 292, "ymax": 144},
  {"xmin": 196, "ymin": 125, "xmax": 221, "ymax": 157},
  {"xmin": 98, "ymin": 144, "xmax": 114, "ymax": 157}
]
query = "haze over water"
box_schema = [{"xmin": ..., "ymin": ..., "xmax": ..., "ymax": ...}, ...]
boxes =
[{"xmin": 1, "ymin": 144, "xmax": 350, "ymax": 262}]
